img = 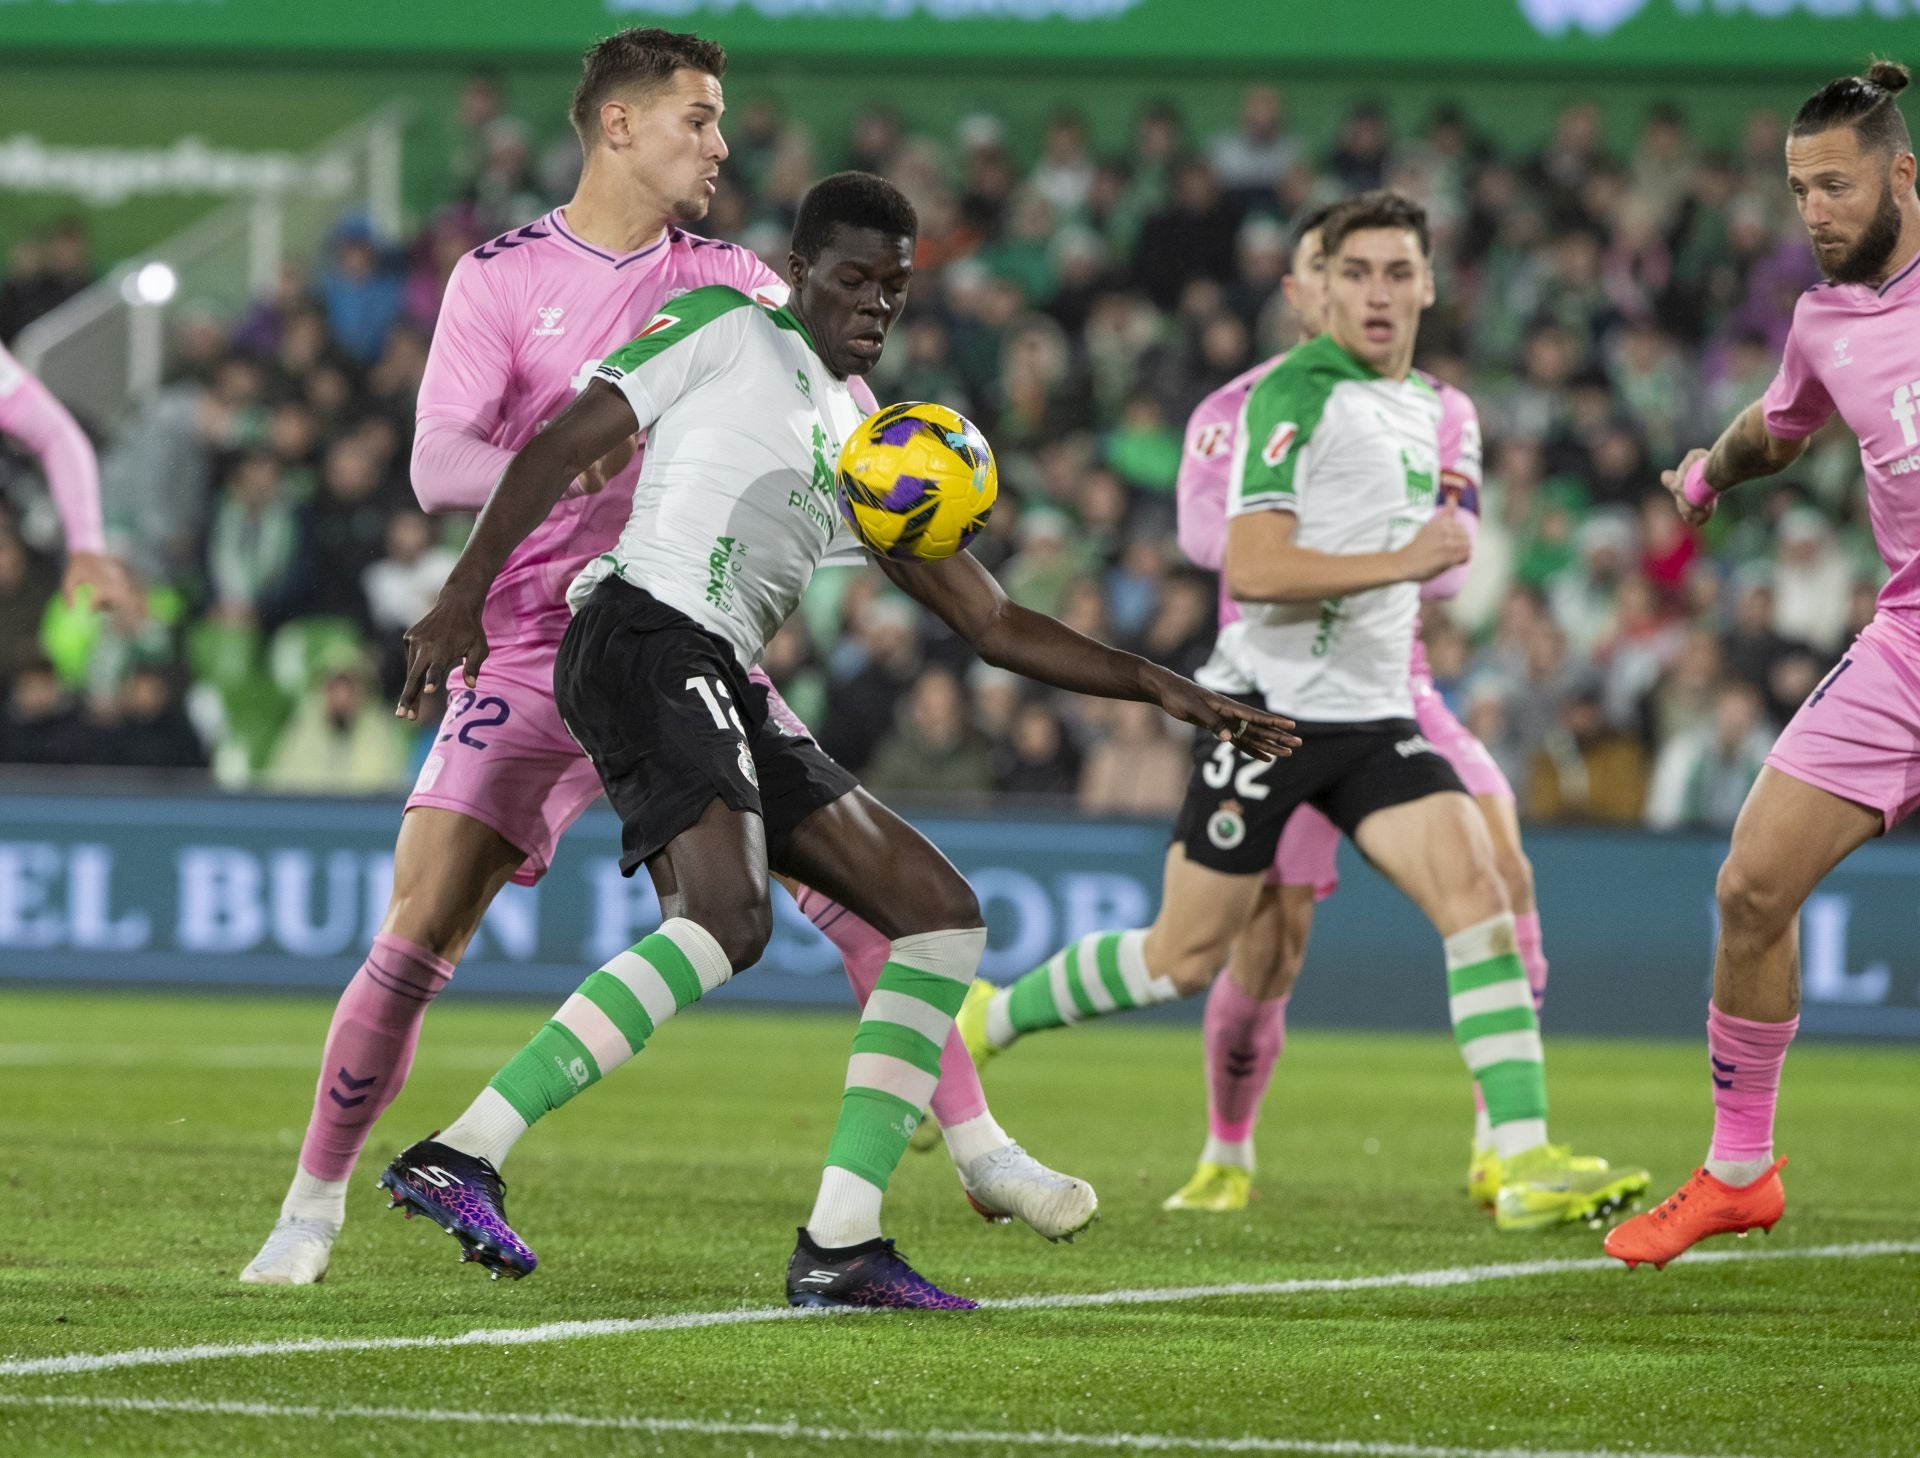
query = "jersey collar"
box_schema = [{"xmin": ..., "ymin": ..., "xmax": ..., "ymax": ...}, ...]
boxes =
[{"xmin": 548, "ymin": 209, "xmax": 673, "ymax": 270}]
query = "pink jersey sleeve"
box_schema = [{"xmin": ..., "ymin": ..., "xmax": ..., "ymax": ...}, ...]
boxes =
[
  {"xmin": 1175, "ymin": 387, "xmax": 1241, "ymax": 571},
  {"xmin": 410, "ymin": 251, "xmax": 520, "ymax": 512},
  {"xmin": 1760, "ymin": 299, "xmax": 1836, "ymax": 442},
  {"xmin": 1422, "ymin": 381, "xmax": 1482, "ymax": 603},
  {"xmin": 0, "ymin": 343, "xmax": 103, "ymax": 553}
]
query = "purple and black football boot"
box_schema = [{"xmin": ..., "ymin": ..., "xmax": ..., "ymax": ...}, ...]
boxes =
[
  {"xmin": 785, "ymin": 1227, "xmax": 977, "ymax": 1310},
  {"xmin": 376, "ymin": 1137, "xmax": 537, "ymax": 1280}
]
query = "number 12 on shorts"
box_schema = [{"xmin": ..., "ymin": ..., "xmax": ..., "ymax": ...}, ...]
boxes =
[{"xmin": 687, "ymin": 676, "xmax": 746, "ymax": 735}]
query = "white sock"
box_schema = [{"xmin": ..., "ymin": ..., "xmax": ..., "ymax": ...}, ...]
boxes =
[
  {"xmin": 985, "ymin": 987, "xmax": 1018, "ymax": 1051},
  {"xmin": 941, "ymin": 1110, "xmax": 1011, "ymax": 1167},
  {"xmin": 1705, "ymin": 1152, "xmax": 1775, "ymax": 1186},
  {"xmin": 807, "ymin": 1165, "xmax": 884, "ymax": 1249},
  {"xmin": 438, "ymin": 1086, "xmax": 530, "ymax": 1169},
  {"xmin": 280, "ymin": 1166, "xmax": 348, "ymax": 1224},
  {"xmin": 1492, "ymin": 1118, "xmax": 1549, "ymax": 1162},
  {"xmin": 1472, "ymin": 1106, "xmax": 1493, "ymax": 1148},
  {"xmin": 1202, "ymin": 1135, "xmax": 1254, "ymax": 1171}
]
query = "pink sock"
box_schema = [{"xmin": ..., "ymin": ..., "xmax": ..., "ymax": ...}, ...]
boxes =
[
  {"xmin": 1515, "ymin": 909, "xmax": 1548, "ymax": 1015},
  {"xmin": 1202, "ymin": 975, "xmax": 1288, "ymax": 1143},
  {"xmin": 1707, "ymin": 1003, "xmax": 1798, "ymax": 1163},
  {"xmin": 798, "ymin": 887, "xmax": 988, "ymax": 1128},
  {"xmin": 296, "ymin": 934, "xmax": 455, "ymax": 1181}
]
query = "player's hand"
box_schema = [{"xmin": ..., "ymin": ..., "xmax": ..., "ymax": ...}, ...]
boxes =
[
  {"xmin": 567, "ymin": 432, "xmax": 640, "ymax": 497},
  {"xmin": 61, "ymin": 551, "xmax": 136, "ymax": 621},
  {"xmin": 1399, "ymin": 503, "xmax": 1472, "ymax": 583},
  {"xmin": 1143, "ymin": 665, "xmax": 1301, "ymax": 762},
  {"xmin": 397, "ymin": 581, "xmax": 490, "ymax": 719},
  {"xmin": 1663, "ymin": 447, "xmax": 1715, "ymax": 527}
]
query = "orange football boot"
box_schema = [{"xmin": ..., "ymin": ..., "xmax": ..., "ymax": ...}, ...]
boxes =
[{"xmin": 1604, "ymin": 1157, "xmax": 1786, "ymax": 1270}]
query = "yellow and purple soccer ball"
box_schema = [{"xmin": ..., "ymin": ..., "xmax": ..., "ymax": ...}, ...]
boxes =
[{"xmin": 835, "ymin": 401, "xmax": 998, "ymax": 561}]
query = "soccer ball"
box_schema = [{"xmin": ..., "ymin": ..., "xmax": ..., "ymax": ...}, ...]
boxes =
[{"xmin": 835, "ymin": 401, "xmax": 998, "ymax": 561}]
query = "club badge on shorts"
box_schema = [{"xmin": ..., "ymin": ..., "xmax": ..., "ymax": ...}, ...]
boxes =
[
  {"xmin": 737, "ymin": 740, "xmax": 760, "ymax": 788},
  {"xmin": 1208, "ymin": 800, "xmax": 1247, "ymax": 851}
]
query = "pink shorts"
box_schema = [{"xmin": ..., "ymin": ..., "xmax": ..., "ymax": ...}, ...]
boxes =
[
  {"xmin": 1766, "ymin": 614, "xmax": 1920, "ymax": 832},
  {"xmin": 405, "ymin": 644, "xmax": 604, "ymax": 886},
  {"xmin": 1267, "ymin": 675, "xmax": 1512, "ymax": 897}
]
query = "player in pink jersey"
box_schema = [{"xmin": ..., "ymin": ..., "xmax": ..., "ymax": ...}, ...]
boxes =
[
  {"xmin": 1609, "ymin": 62, "xmax": 1920, "ymax": 1269},
  {"xmin": 242, "ymin": 30, "xmax": 1091, "ymax": 1286},
  {"xmin": 0, "ymin": 341, "xmax": 130, "ymax": 613},
  {"xmin": 1161, "ymin": 206, "xmax": 1552, "ymax": 1216}
]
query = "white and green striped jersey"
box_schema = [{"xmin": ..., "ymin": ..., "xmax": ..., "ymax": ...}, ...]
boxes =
[
  {"xmin": 1205, "ymin": 332, "xmax": 1443, "ymax": 722},
  {"xmin": 566, "ymin": 285, "xmax": 868, "ymax": 666}
]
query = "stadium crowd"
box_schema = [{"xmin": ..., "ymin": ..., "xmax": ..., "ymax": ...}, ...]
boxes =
[{"xmin": 0, "ymin": 80, "xmax": 1883, "ymax": 831}]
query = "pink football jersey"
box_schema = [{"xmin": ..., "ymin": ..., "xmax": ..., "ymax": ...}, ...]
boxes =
[
  {"xmin": 1761, "ymin": 255, "xmax": 1920, "ymax": 625},
  {"xmin": 0, "ymin": 340, "xmax": 103, "ymax": 553},
  {"xmin": 412, "ymin": 211, "xmax": 787, "ymax": 652}
]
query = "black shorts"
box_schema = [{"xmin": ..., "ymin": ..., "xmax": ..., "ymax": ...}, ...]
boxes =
[
  {"xmin": 1170, "ymin": 697, "xmax": 1466, "ymax": 875},
  {"xmin": 554, "ymin": 578, "xmax": 858, "ymax": 876}
]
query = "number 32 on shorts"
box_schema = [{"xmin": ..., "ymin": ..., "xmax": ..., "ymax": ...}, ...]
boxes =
[{"xmin": 1201, "ymin": 741, "xmax": 1273, "ymax": 800}]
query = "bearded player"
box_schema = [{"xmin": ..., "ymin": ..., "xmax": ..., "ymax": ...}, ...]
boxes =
[
  {"xmin": 963, "ymin": 193, "xmax": 1646, "ymax": 1233},
  {"xmin": 1157, "ymin": 205, "xmax": 1553, "ymax": 1215},
  {"xmin": 1609, "ymin": 61, "xmax": 1920, "ymax": 1269},
  {"xmin": 240, "ymin": 30, "xmax": 1092, "ymax": 1286}
]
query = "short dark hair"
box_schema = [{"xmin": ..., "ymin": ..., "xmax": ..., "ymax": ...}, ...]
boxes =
[
  {"xmin": 1320, "ymin": 189, "xmax": 1431, "ymax": 259},
  {"xmin": 569, "ymin": 28, "xmax": 727, "ymax": 148},
  {"xmin": 1289, "ymin": 202, "xmax": 1340, "ymax": 262},
  {"xmin": 791, "ymin": 171, "xmax": 918, "ymax": 263},
  {"xmin": 1791, "ymin": 59, "xmax": 1913, "ymax": 157}
]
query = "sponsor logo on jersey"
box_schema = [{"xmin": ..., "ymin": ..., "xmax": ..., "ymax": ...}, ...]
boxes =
[
  {"xmin": 1261, "ymin": 421, "xmax": 1299, "ymax": 467},
  {"xmin": 1189, "ymin": 420, "xmax": 1230, "ymax": 459},
  {"xmin": 1207, "ymin": 802, "xmax": 1247, "ymax": 851},
  {"xmin": 533, "ymin": 305, "xmax": 565, "ymax": 337}
]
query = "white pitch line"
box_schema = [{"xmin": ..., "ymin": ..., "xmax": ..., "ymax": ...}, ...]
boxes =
[
  {"xmin": 3, "ymin": 1238, "xmax": 1913, "ymax": 1382},
  {"xmin": 0, "ymin": 1043, "xmax": 510, "ymax": 1071},
  {"xmin": 0, "ymin": 1394, "xmax": 1777, "ymax": 1458}
]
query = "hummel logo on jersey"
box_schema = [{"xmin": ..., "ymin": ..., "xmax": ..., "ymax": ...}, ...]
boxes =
[
  {"xmin": 533, "ymin": 305, "xmax": 565, "ymax": 337},
  {"xmin": 409, "ymin": 1165, "xmax": 464, "ymax": 1189},
  {"xmin": 637, "ymin": 311, "xmax": 680, "ymax": 339},
  {"xmin": 798, "ymin": 1269, "xmax": 837, "ymax": 1285},
  {"xmin": 1394, "ymin": 734, "xmax": 1438, "ymax": 759},
  {"xmin": 1189, "ymin": 421, "xmax": 1230, "ymax": 459},
  {"xmin": 1261, "ymin": 421, "xmax": 1298, "ymax": 467},
  {"xmin": 1833, "ymin": 336, "xmax": 1853, "ymax": 367}
]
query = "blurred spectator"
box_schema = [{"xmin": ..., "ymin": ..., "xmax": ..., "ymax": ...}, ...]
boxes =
[
  {"xmin": 1132, "ymin": 158, "xmax": 1237, "ymax": 311},
  {"xmin": 1208, "ymin": 86, "xmax": 1302, "ymax": 203},
  {"xmin": 0, "ymin": 218, "xmax": 97, "ymax": 343},
  {"xmin": 1078, "ymin": 699, "xmax": 1187, "ymax": 814},
  {"xmin": 262, "ymin": 650, "xmax": 410, "ymax": 793},
  {"xmin": 1029, "ymin": 109, "xmax": 1098, "ymax": 217},
  {"xmin": 0, "ymin": 521, "xmax": 60, "ymax": 683},
  {"xmin": 320, "ymin": 221, "xmax": 405, "ymax": 365},
  {"xmin": 1329, "ymin": 102, "xmax": 1393, "ymax": 193},
  {"xmin": 0, "ymin": 659, "xmax": 93, "ymax": 764},
  {"xmin": 94, "ymin": 666, "xmax": 206, "ymax": 770},
  {"xmin": 865, "ymin": 667, "xmax": 993, "ymax": 798},
  {"xmin": 1644, "ymin": 680, "xmax": 1772, "ymax": 832},
  {"xmin": 1527, "ymin": 686, "xmax": 1648, "ymax": 824},
  {"xmin": 994, "ymin": 699, "xmax": 1082, "ymax": 798},
  {"xmin": 206, "ymin": 452, "xmax": 301, "ymax": 629},
  {"xmin": 1771, "ymin": 507, "xmax": 1851, "ymax": 654},
  {"xmin": 820, "ymin": 595, "xmax": 922, "ymax": 774}
]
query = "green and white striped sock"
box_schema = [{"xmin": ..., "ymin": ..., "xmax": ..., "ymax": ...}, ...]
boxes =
[
  {"xmin": 1445, "ymin": 913, "xmax": 1548, "ymax": 1161},
  {"xmin": 983, "ymin": 929, "xmax": 1174, "ymax": 1051},
  {"xmin": 808, "ymin": 926, "xmax": 985, "ymax": 1248},
  {"xmin": 439, "ymin": 917, "xmax": 732, "ymax": 1168}
]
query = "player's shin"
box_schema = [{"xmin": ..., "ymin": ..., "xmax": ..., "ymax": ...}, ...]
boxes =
[
  {"xmin": 808, "ymin": 926, "xmax": 987, "ymax": 1248},
  {"xmin": 983, "ymin": 929, "xmax": 1176, "ymax": 1051},
  {"xmin": 292, "ymin": 934, "xmax": 455, "ymax": 1216},
  {"xmin": 437, "ymin": 917, "xmax": 733, "ymax": 1166},
  {"xmin": 1446, "ymin": 913, "xmax": 1548, "ymax": 1161}
]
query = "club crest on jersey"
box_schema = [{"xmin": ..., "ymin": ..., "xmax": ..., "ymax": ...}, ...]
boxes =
[
  {"xmin": 1189, "ymin": 421, "xmax": 1230, "ymax": 459},
  {"xmin": 637, "ymin": 311, "xmax": 680, "ymax": 340},
  {"xmin": 1261, "ymin": 421, "xmax": 1299, "ymax": 467},
  {"xmin": 1207, "ymin": 801, "xmax": 1247, "ymax": 851},
  {"xmin": 533, "ymin": 306, "xmax": 565, "ymax": 337}
]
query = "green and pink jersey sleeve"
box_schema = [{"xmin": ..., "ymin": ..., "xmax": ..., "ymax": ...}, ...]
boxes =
[
  {"xmin": 1761, "ymin": 257, "xmax": 1920, "ymax": 623},
  {"xmin": 0, "ymin": 342, "xmax": 103, "ymax": 553}
]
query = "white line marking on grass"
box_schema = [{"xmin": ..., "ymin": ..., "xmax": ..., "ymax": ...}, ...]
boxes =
[
  {"xmin": 2, "ymin": 1239, "xmax": 1913, "ymax": 1381},
  {"xmin": 0, "ymin": 1394, "xmax": 1775, "ymax": 1458},
  {"xmin": 0, "ymin": 1043, "xmax": 509, "ymax": 1071}
]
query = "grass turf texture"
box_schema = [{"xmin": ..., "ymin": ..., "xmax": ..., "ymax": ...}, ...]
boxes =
[{"xmin": 0, "ymin": 989, "xmax": 1914, "ymax": 1458}]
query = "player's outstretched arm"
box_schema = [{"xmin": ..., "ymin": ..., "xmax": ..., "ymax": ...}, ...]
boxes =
[
  {"xmin": 875, "ymin": 549, "xmax": 1299, "ymax": 761},
  {"xmin": 395, "ymin": 382, "xmax": 638, "ymax": 717},
  {"xmin": 1663, "ymin": 401, "xmax": 1809, "ymax": 527},
  {"xmin": 1224, "ymin": 504, "xmax": 1469, "ymax": 603}
]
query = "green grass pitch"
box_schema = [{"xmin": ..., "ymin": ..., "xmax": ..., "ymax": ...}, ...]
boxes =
[{"xmin": 0, "ymin": 988, "xmax": 1915, "ymax": 1457}]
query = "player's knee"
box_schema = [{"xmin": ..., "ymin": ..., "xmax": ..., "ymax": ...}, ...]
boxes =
[
  {"xmin": 688, "ymin": 894, "xmax": 773, "ymax": 973},
  {"xmin": 1495, "ymin": 849, "xmax": 1536, "ymax": 915},
  {"xmin": 888, "ymin": 864, "xmax": 983, "ymax": 937},
  {"xmin": 1715, "ymin": 855, "xmax": 1792, "ymax": 938}
]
